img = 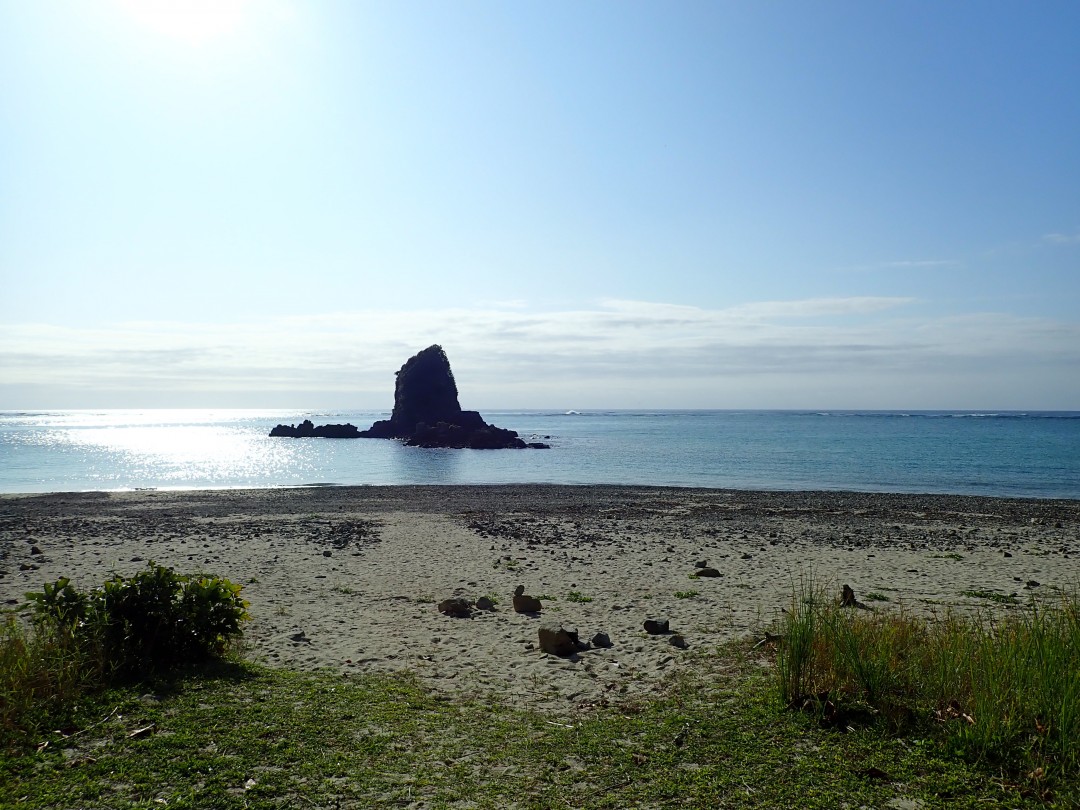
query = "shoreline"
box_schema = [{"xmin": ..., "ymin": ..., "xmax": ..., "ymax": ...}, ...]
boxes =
[
  {"xmin": 4, "ymin": 482, "xmax": 1080, "ymax": 502},
  {"xmin": 3, "ymin": 485, "xmax": 1078, "ymax": 713}
]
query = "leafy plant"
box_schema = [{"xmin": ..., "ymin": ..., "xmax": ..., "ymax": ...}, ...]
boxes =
[
  {"xmin": 23, "ymin": 577, "xmax": 87, "ymax": 629},
  {"xmin": 674, "ymin": 590, "xmax": 700, "ymax": 599},
  {"xmin": 5, "ymin": 564, "xmax": 251, "ymax": 749},
  {"xmin": 566, "ymin": 591, "xmax": 593, "ymax": 603}
]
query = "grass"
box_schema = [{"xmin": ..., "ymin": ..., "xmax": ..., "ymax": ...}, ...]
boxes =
[
  {"xmin": 5, "ymin": 571, "xmax": 1078, "ymax": 808},
  {"xmin": 566, "ymin": 591, "xmax": 593, "ymax": 603},
  {"xmin": 775, "ymin": 579, "xmax": 1079, "ymax": 800},
  {"xmin": 675, "ymin": 590, "xmax": 701, "ymax": 599},
  {"xmin": 4, "ymin": 648, "xmax": 1068, "ymax": 809}
]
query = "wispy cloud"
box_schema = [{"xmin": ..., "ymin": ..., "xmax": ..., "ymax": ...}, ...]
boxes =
[
  {"xmin": 1042, "ymin": 230, "xmax": 1080, "ymax": 245},
  {"xmin": 841, "ymin": 259, "xmax": 961, "ymax": 273},
  {"xmin": 1, "ymin": 297, "xmax": 1077, "ymax": 407}
]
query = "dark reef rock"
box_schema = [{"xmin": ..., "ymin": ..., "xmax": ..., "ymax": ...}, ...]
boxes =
[
  {"xmin": 269, "ymin": 419, "xmax": 361, "ymax": 439},
  {"xmin": 358, "ymin": 345, "xmax": 549, "ymax": 450}
]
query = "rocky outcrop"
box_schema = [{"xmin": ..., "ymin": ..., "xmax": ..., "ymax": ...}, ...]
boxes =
[
  {"xmin": 269, "ymin": 419, "xmax": 361, "ymax": 438},
  {"xmin": 359, "ymin": 345, "xmax": 549, "ymax": 449}
]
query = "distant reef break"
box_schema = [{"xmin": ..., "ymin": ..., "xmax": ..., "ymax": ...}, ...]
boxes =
[{"xmin": 268, "ymin": 345, "xmax": 549, "ymax": 450}]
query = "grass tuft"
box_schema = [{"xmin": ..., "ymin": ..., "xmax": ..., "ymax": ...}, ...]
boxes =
[{"xmin": 775, "ymin": 578, "xmax": 1079, "ymax": 791}]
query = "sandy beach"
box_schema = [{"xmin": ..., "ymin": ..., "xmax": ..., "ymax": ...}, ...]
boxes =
[{"xmin": 2, "ymin": 486, "xmax": 1078, "ymax": 714}]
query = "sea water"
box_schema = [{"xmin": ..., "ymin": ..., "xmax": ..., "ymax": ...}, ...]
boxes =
[{"xmin": 0, "ymin": 409, "xmax": 1078, "ymax": 498}]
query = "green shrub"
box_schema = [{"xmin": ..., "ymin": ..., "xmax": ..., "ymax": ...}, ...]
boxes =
[
  {"xmin": 4, "ymin": 564, "xmax": 250, "ymax": 748},
  {"xmin": 58, "ymin": 563, "xmax": 251, "ymax": 675}
]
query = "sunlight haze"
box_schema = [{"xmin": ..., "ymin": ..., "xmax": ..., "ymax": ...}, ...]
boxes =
[{"xmin": 1, "ymin": 1, "xmax": 1078, "ymax": 409}]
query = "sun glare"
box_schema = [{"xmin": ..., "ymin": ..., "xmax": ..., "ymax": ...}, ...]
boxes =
[{"xmin": 116, "ymin": 0, "xmax": 251, "ymax": 46}]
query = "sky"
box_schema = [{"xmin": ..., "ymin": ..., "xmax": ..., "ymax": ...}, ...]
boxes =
[{"xmin": 1, "ymin": 0, "xmax": 1078, "ymax": 410}]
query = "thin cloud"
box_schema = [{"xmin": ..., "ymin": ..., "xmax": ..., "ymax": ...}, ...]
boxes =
[
  {"xmin": 840, "ymin": 259, "xmax": 961, "ymax": 273},
  {"xmin": 1, "ymin": 298, "xmax": 1077, "ymax": 406},
  {"xmin": 1042, "ymin": 231, "xmax": 1080, "ymax": 245}
]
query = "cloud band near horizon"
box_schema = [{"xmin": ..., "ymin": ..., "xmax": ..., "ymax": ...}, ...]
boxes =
[{"xmin": 2, "ymin": 297, "xmax": 1077, "ymax": 409}]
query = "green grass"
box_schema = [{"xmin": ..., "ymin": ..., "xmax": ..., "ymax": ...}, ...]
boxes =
[
  {"xmin": 4, "ymin": 649, "xmax": 1067, "ymax": 809},
  {"xmin": 566, "ymin": 591, "xmax": 593, "ymax": 603},
  {"xmin": 675, "ymin": 590, "xmax": 701, "ymax": 599},
  {"xmin": 775, "ymin": 580, "xmax": 1079, "ymax": 800},
  {"xmin": 864, "ymin": 592, "xmax": 890, "ymax": 602}
]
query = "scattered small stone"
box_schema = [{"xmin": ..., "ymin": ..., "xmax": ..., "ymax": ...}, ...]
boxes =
[
  {"xmin": 289, "ymin": 631, "xmax": 309, "ymax": 643},
  {"xmin": 741, "ymin": 553, "xmax": 753, "ymax": 560},
  {"xmin": 30, "ymin": 545, "xmax": 43, "ymax": 556},
  {"xmin": 322, "ymin": 550, "xmax": 333, "ymax": 557},
  {"xmin": 538, "ymin": 624, "xmax": 578, "ymax": 656},
  {"xmin": 474, "ymin": 596, "xmax": 495, "ymax": 610},
  {"xmin": 513, "ymin": 594, "xmax": 542, "ymax": 613},
  {"xmin": 1025, "ymin": 580, "xmax": 1041, "ymax": 589},
  {"xmin": 437, "ymin": 598, "xmax": 473, "ymax": 618},
  {"xmin": 695, "ymin": 567, "xmax": 721, "ymax": 577},
  {"xmin": 643, "ymin": 618, "xmax": 670, "ymax": 635},
  {"xmin": 694, "ymin": 559, "xmax": 708, "ymax": 568},
  {"xmin": 591, "ymin": 631, "xmax": 612, "ymax": 648},
  {"xmin": 669, "ymin": 634, "xmax": 688, "ymax": 649},
  {"xmin": 1003, "ymin": 551, "xmax": 1013, "ymax": 557}
]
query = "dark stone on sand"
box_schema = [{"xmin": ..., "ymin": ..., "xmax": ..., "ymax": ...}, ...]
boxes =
[
  {"xmin": 644, "ymin": 618, "xmax": 669, "ymax": 635},
  {"xmin": 669, "ymin": 633, "xmax": 689, "ymax": 649},
  {"xmin": 30, "ymin": 545, "xmax": 43, "ymax": 556},
  {"xmin": 696, "ymin": 567, "xmax": 721, "ymax": 577},
  {"xmin": 840, "ymin": 584, "xmax": 857, "ymax": 607},
  {"xmin": 591, "ymin": 631, "xmax": 612, "ymax": 648},
  {"xmin": 513, "ymin": 594, "xmax": 543, "ymax": 613},
  {"xmin": 538, "ymin": 623, "xmax": 578, "ymax": 657},
  {"xmin": 356, "ymin": 345, "xmax": 544, "ymax": 449},
  {"xmin": 438, "ymin": 597, "xmax": 473, "ymax": 618},
  {"xmin": 475, "ymin": 595, "xmax": 495, "ymax": 610}
]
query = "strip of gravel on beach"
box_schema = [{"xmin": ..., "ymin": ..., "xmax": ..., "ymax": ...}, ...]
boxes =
[{"xmin": 3, "ymin": 486, "xmax": 1078, "ymax": 714}]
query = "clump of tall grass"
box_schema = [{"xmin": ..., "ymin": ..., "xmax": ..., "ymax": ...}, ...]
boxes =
[
  {"xmin": 2, "ymin": 564, "xmax": 249, "ymax": 750},
  {"xmin": 775, "ymin": 577, "xmax": 1079, "ymax": 787}
]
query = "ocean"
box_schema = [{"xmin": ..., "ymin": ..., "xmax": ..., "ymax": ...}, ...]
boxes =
[{"xmin": 0, "ymin": 409, "xmax": 1078, "ymax": 499}]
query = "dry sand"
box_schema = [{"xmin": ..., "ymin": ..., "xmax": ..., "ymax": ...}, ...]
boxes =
[{"xmin": 2, "ymin": 486, "xmax": 1078, "ymax": 714}]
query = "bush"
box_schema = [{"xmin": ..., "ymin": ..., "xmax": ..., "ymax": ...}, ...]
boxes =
[
  {"xmin": 28, "ymin": 563, "xmax": 251, "ymax": 676},
  {"xmin": 3, "ymin": 564, "xmax": 250, "ymax": 748}
]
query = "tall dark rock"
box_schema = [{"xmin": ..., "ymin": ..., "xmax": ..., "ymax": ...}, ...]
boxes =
[
  {"xmin": 358, "ymin": 345, "xmax": 548, "ymax": 449},
  {"xmin": 388, "ymin": 345, "xmax": 462, "ymax": 436}
]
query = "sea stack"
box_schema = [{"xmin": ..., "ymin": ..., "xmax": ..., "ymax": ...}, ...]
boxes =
[{"xmin": 359, "ymin": 345, "xmax": 548, "ymax": 449}]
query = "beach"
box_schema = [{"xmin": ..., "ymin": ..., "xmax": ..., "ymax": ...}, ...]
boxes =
[{"xmin": 3, "ymin": 485, "xmax": 1078, "ymax": 714}]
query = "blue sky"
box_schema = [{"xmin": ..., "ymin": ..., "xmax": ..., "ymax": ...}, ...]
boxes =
[{"xmin": 1, "ymin": 0, "xmax": 1078, "ymax": 409}]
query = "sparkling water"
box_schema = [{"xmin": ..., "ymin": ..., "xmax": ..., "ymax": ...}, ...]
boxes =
[{"xmin": 1, "ymin": 409, "xmax": 1078, "ymax": 498}]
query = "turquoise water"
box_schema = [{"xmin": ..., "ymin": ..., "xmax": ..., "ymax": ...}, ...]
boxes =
[{"xmin": 1, "ymin": 409, "xmax": 1078, "ymax": 498}]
